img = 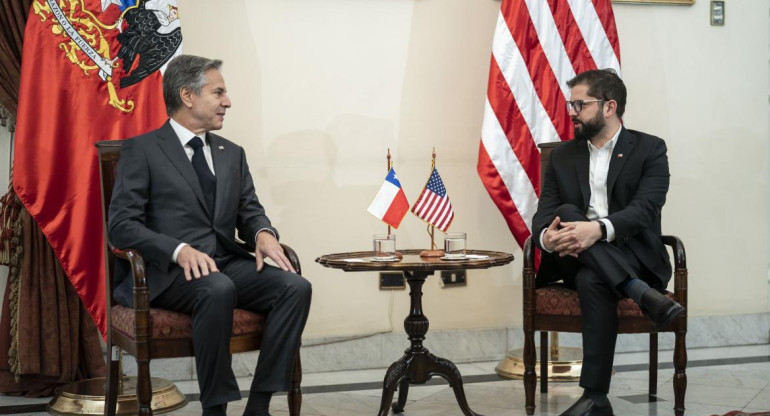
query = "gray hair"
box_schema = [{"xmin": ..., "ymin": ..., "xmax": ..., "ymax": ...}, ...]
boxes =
[{"xmin": 162, "ymin": 55, "xmax": 223, "ymax": 116}]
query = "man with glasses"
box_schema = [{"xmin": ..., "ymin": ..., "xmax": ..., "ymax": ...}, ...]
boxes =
[{"xmin": 532, "ymin": 69, "xmax": 683, "ymax": 416}]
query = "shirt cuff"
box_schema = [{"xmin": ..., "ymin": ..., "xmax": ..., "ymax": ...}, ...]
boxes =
[
  {"xmin": 539, "ymin": 228, "xmax": 553, "ymax": 253},
  {"xmin": 600, "ymin": 218, "xmax": 615, "ymax": 242},
  {"xmin": 172, "ymin": 243, "xmax": 188, "ymax": 263},
  {"xmin": 254, "ymin": 228, "xmax": 277, "ymax": 245}
]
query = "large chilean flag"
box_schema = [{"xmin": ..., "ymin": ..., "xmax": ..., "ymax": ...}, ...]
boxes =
[{"xmin": 13, "ymin": 0, "xmax": 182, "ymax": 336}]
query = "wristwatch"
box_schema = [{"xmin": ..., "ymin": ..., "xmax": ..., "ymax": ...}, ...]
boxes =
[{"xmin": 598, "ymin": 221, "xmax": 607, "ymax": 241}]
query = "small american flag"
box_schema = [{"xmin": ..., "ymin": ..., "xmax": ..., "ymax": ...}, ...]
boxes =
[{"xmin": 411, "ymin": 168, "xmax": 454, "ymax": 232}]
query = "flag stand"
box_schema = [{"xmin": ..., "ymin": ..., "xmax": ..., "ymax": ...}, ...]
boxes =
[
  {"xmin": 494, "ymin": 332, "xmax": 583, "ymax": 381},
  {"xmin": 419, "ymin": 224, "xmax": 443, "ymax": 258},
  {"xmin": 419, "ymin": 149, "xmax": 444, "ymax": 258},
  {"xmin": 385, "ymin": 149, "xmax": 403, "ymax": 260},
  {"xmin": 47, "ymin": 350, "xmax": 186, "ymax": 415}
]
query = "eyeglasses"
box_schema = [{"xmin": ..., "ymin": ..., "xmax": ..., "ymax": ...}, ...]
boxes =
[{"xmin": 566, "ymin": 99, "xmax": 605, "ymax": 113}]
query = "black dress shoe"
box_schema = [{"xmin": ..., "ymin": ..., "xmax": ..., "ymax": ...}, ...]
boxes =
[
  {"xmin": 202, "ymin": 403, "xmax": 227, "ymax": 416},
  {"xmin": 640, "ymin": 289, "xmax": 685, "ymax": 329},
  {"xmin": 559, "ymin": 396, "xmax": 614, "ymax": 416}
]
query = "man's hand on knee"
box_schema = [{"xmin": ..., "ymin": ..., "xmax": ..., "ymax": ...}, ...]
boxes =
[
  {"xmin": 177, "ymin": 246, "xmax": 219, "ymax": 281},
  {"xmin": 256, "ymin": 230, "xmax": 296, "ymax": 273}
]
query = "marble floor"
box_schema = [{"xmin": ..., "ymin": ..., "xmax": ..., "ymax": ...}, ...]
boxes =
[{"xmin": 1, "ymin": 344, "xmax": 769, "ymax": 416}]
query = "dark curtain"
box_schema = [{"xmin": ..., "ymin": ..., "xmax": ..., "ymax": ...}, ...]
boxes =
[{"xmin": 0, "ymin": 0, "xmax": 105, "ymax": 396}]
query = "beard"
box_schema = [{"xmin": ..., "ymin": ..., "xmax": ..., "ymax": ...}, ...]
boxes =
[{"xmin": 572, "ymin": 111, "xmax": 605, "ymax": 142}]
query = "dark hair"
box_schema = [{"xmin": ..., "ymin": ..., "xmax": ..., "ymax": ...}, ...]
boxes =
[
  {"xmin": 566, "ymin": 68, "xmax": 626, "ymax": 118},
  {"xmin": 162, "ymin": 55, "xmax": 223, "ymax": 116}
]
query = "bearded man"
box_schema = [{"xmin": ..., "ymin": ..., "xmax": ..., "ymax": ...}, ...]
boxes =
[{"xmin": 531, "ymin": 69, "xmax": 684, "ymax": 416}]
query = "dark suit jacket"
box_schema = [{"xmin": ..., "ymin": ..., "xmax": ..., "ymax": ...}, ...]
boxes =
[
  {"xmin": 108, "ymin": 121, "xmax": 277, "ymax": 306},
  {"xmin": 531, "ymin": 127, "xmax": 672, "ymax": 288}
]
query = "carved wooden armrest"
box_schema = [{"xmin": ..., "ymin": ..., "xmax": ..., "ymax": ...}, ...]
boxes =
[
  {"xmin": 108, "ymin": 244, "xmax": 151, "ymax": 337},
  {"xmin": 522, "ymin": 236, "xmax": 536, "ymax": 331},
  {"xmin": 661, "ymin": 235, "xmax": 687, "ymax": 310},
  {"xmin": 522, "ymin": 236, "xmax": 536, "ymax": 286},
  {"xmin": 109, "ymin": 244, "xmax": 148, "ymax": 290},
  {"xmin": 234, "ymin": 240, "xmax": 302, "ymax": 276},
  {"xmin": 281, "ymin": 243, "xmax": 301, "ymax": 275}
]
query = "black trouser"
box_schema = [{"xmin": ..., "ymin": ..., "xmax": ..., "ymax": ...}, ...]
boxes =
[
  {"xmin": 152, "ymin": 256, "xmax": 312, "ymax": 407},
  {"xmin": 543, "ymin": 204, "xmax": 653, "ymax": 393}
]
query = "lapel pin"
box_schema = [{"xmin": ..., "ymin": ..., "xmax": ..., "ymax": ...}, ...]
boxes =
[
  {"xmin": 617, "ymin": 153, "xmax": 623, "ymax": 158},
  {"xmin": 218, "ymin": 146, "xmax": 224, "ymax": 150}
]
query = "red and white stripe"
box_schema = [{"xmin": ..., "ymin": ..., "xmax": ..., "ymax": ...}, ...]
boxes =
[
  {"xmin": 477, "ymin": 0, "xmax": 621, "ymax": 247},
  {"xmin": 412, "ymin": 191, "xmax": 454, "ymax": 232}
]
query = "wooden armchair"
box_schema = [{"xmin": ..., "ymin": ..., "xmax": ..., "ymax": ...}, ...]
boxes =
[
  {"xmin": 522, "ymin": 142, "xmax": 687, "ymax": 416},
  {"xmin": 96, "ymin": 140, "xmax": 303, "ymax": 416}
]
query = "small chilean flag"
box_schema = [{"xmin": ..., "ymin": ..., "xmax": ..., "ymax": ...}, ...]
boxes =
[{"xmin": 367, "ymin": 168, "xmax": 410, "ymax": 229}]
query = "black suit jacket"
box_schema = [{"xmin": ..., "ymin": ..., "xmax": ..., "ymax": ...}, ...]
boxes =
[
  {"xmin": 531, "ymin": 127, "xmax": 672, "ymax": 288},
  {"xmin": 108, "ymin": 121, "xmax": 277, "ymax": 306}
]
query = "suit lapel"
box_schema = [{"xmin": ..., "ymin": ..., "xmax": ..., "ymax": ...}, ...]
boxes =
[
  {"xmin": 155, "ymin": 122, "xmax": 211, "ymax": 216},
  {"xmin": 573, "ymin": 142, "xmax": 591, "ymax": 209},
  {"xmin": 607, "ymin": 127, "xmax": 633, "ymax": 199},
  {"xmin": 207, "ymin": 133, "xmax": 229, "ymax": 221}
]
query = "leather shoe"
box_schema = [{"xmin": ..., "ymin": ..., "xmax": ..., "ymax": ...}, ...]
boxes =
[
  {"xmin": 201, "ymin": 404, "xmax": 227, "ymax": 416},
  {"xmin": 640, "ymin": 289, "xmax": 684, "ymax": 329},
  {"xmin": 559, "ymin": 396, "xmax": 614, "ymax": 416}
]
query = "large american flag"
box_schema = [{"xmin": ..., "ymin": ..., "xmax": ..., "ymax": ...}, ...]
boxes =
[
  {"xmin": 477, "ymin": 0, "xmax": 621, "ymax": 247},
  {"xmin": 411, "ymin": 168, "xmax": 454, "ymax": 232}
]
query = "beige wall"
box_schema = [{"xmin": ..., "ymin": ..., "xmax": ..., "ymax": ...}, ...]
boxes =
[
  {"xmin": 175, "ymin": 0, "xmax": 768, "ymax": 338},
  {"xmin": 615, "ymin": 1, "xmax": 769, "ymax": 315}
]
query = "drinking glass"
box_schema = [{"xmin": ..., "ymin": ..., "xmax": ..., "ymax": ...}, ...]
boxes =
[
  {"xmin": 373, "ymin": 234, "xmax": 396, "ymax": 260},
  {"xmin": 444, "ymin": 232, "xmax": 467, "ymax": 259}
]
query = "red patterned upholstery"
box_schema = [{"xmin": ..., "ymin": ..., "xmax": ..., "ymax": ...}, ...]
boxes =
[
  {"xmin": 111, "ymin": 305, "xmax": 265, "ymax": 340},
  {"xmin": 535, "ymin": 284, "xmax": 675, "ymax": 318}
]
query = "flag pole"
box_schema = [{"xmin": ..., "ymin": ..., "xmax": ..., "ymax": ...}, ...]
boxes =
[
  {"xmin": 387, "ymin": 148, "xmax": 392, "ymax": 236},
  {"xmin": 420, "ymin": 148, "xmax": 443, "ymax": 258},
  {"xmin": 429, "ymin": 148, "xmax": 436, "ymax": 249}
]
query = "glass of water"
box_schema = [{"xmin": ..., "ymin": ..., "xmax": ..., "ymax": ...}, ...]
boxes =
[
  {"xmin": 373, "ymin": 234, "xmax": 396, "ymax": 261},
  {"xmin": 444, "ymin": 232, "xmax": 467, "ymax": 259}
]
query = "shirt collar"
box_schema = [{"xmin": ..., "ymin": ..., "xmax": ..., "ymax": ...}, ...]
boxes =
[
  {"xmin": 587, "ymin": 125, "xmax": 621, "ymax": 152},
  {"xmin": 169, "ymin": 117, "xmax": 207, "ymax": 148}
]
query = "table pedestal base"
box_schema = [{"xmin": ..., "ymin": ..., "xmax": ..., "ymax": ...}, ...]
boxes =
[
  {"xmin": 378, "ymin": 350, "xmax": 480, "ymax": 416},
  {"xmin": 376, "ymin": 270, "xmax": 481, "ymax": 416}
]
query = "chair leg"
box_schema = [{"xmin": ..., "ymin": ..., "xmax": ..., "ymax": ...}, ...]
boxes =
[
  {"xmin": 288, "ymin": 348, "xmax": 302, "ymax": 416},
  {"xmin": 649, "ymin": 333, "xmax": 658, "ymax": 396},
  {"xmin": 673, "ymin": 330, "xmax": 687, "ymax": 416},
  {"xmin": 136, "ymin": 356, "xmax": 153, "ymax": 416},
  {"xmin": 540, "ymin": 331, "xmax": 548, "ymax": 394},
  {"xmin": 523, "ymin": 328, "xmax": 536, "ymax": 416},
  {"xmin": 104, "ymin": 345, "xmax": 120, "ymax": 416}
]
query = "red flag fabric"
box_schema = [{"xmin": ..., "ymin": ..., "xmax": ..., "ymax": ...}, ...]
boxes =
[
  {"xmin": 477, "ymin": 0, "xmax": 621, "ymax": 247},
  {"xmin": 367, "ymin": 168, "xmax": 410, "ymax": 229},
  {"xmin": 13, "ymin": 0, "xmax": 182, "ymax": 336}
]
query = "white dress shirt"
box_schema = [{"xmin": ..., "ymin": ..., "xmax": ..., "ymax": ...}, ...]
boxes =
[
  {"xmin": 540, "ymin": 126, "xmax": 621, "ymax": 252},
  {"xmin": 169, "ymin": 117, "xmax": 215, "ymax": 174},
  {"xmin": 167, "ymin": 118, "xmax": 275, "ymax": 263}
]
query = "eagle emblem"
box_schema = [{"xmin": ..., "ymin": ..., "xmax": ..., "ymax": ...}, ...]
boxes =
[
  {"xmin": 115, "ymin": 0, "xmax": 183, "ymax": 88},
  {"xmin": 30, "ymin": 0, "xmax": 183, "ymax": 113}
]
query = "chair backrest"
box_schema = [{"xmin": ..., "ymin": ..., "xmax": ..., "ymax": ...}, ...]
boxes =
[
  {"xmin": 538, "ymin": 141, "xmax": 561, "ymax": 182},
  {"xmin": 96, "ymin": 140, "xmax": 124, "ymax": 308}
]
